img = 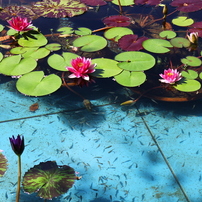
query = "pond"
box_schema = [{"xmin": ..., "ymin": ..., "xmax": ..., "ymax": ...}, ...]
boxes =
[{"xmin": 0, "ymin": 0, "xmax": 202, "ymax": 202}]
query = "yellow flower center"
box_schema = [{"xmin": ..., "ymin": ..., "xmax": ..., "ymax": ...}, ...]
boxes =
[{"xmin": 167, "ymin": 73, "xmax": 174, "ymax": 76}]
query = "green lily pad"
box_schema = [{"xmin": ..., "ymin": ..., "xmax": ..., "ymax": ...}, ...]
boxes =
[
  {"xmin": 114, "ymin": 70, "xmax": 146, "ymax": 87},
  {"xmin": 172, "ymin": 16, "xmax": 194, "ymax": 27},
  {"xmin": 91, "ymin": 58, "xmax": 122, "ymax": 78},
  {"xmin": 0, "ymin": 52, "xmax": 3, "ymax": 62},
  {"xmin": 181, "ymin": 56, "xmax": 202, "ymax": 67},
  {"xmin": 0, "ymin": 152, "xmax": 8, "ymax": 177},
  {"xmin": 18, "ymin": 31, "xmax": 48, "ymax": 47},
  {"xmin": 10, "ymin": 47, "xmax": 29, "ymax": 54},
  {"xmin": 112, "ymin": 0, "xmax": 134, "ymax": 6},
  {"xmin": 57, "ymin": 27, "xmax": 74, "ymax": 34},
  {"xmin": 0, "ymin": 55, "xmax": 37, "ymax": 76},
  {"xmin": 181, "ymin": 70, "xmax": 198, "ymax": 79},
  {"xmin": 0, "ymin": 24, "xmax": 4, "ymax": 32},
  {"xmin": 159, "ymin": 30, "xmax": 177, "ymax": 39},
  {"xmin": 174, "ymin": 79, "xmax": 201, "ymax": 92},
  {"xmin": 104, "ymin": 27, "xmax": 133, "ymax": 42},
  {"xmin": 22, "ymin": 161, "xmax": 76, "ymax": 200},
  {"xmin": 75, "ymin": 27, "xmax": 92, "ymax": 35},
  {"xmin": 73, "ymin": 35, "xmax": 107, "ymax": 52},
  {"xmin": 48, "ymin": 52, "xmax": 79, "ymax": 71},
  {"xmin": 142, "ymin": 39, "xmax": 173, "ymax": 53},
  {"xmin": 23, "ymin": 47, "xmax": 50, "ymax": 59},
  {"xmin": 45, "ymin": 43, "xmax": 61, "ymax": 51},
  {"xmin": 115, "ymin": 51, "xmax": 155, "ymax": 71},
  {"xmin": 170, "ymin": 37, "xmax": 190, "ymax": 48},
  {"xmin": 16, "ymin": 71, "xmax": 62, "ymax": 96},
  {"xmin": 7, "ymin": 28, "xmax": 18, "ymax": 36},
  {"xmin": 32, "ymin": 0, "xmax": 87, "ymax": 18}
]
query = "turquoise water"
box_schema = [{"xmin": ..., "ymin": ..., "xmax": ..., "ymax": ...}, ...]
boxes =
[{"xmin": 1, "ymin": 75, "xmax": 202, "ymax": 202}]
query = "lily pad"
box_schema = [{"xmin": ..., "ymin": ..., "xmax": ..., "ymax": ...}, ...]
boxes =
[
  {"xmin": 45, "ymin": 43, "xmax": 61, "ymax": 51},
  {"xmin": 115, "ymin": 51, "xmax": 155, "ymax": 71},
  {"xmin": 174, "ymin": 80, "xmax": 201, "ymax": 92},
  {"xmin": 0, "ymin": 52, "xmax": 3, "ymax": 62},
  {"xmin": 16, "ymin": 71, "xmax": 62, "ymax": 96},
  {"xmin": 159, "ymin": 30, "xmax": 177, "ymax": 39},
  {"xmin": 0, "ymin": 152, "xmax": 7, "ymax": 177},
  {"xmin": 142, "ymin": 39, "xmax": 173, "ymax": 53},
  {"xmin": 199, "ymin": 72, "xmax": 202, "ymax": 80},
  {"xmin": 170, "ymin": 37, "xmax": 190, "ymax": 48},
  {"xmin": 73, "ymin": 35, "xmax": 107, "ymax": 52},
  {"xmin": 114, "ymin": 70, "xmax": 146, "ymax": 87},
  {"xmin": 91, "ymin": 58, "xmax": 122, "ymax": 78},
  {"xmin": 74, "ymin": 27, "xmax": 92, "ymax": 35},
  {"xmin": 18, "ymin": 31, "xmax": 48, "ymax": 47},
  {"xmin": 103, "ymin": 15, "xmax": 131, "ymax": 27},
  {"xmin": 22, "ymin": 161, "xmax": 76, "ymax": 200},
  {"xmin": 57, "ymin": 27, "xmax": 74, "ymax": 35},
  {"xmin": 0, "ymin": 55, "xmax": 37, "ymax": 76},
  {"xmin": 172, "ymin": 16, "xmax": 194, "ymax": 27},
  {"xmin": 181, "ymin": 56, "xmax": 202, "ymax": 67},
  {"xmin": 32, "ymin": 0, "xmax": 87, "ymax": 18},
  {"xmin": 112, "ymin": 0, "xmax": 134, "ymax": 6},
  {"xmin": 0, "ymin": 24, "xmax": 4, "ymax": 32},
  {"xmin": 48, "ymin": 52, "xmax": 79, "ymax": 71},
  {"xmin": 104, "ymin": 27, "xmax": 133, "ymax": 42},
  {"xmin": 181, "ymin": 70, "xmax": 198, "ymax": 79}
]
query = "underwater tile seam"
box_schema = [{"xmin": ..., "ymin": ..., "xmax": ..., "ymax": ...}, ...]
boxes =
[
  {"xmin": 136, "ymin": 107, "xmax": 191, "ymax": 202},
  {"xmin": 0, "ymin": 102, "xmax": 117, "ymax": 124}
]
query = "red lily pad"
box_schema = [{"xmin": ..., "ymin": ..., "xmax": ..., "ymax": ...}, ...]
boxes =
[
  {"xmin": 0, "ymin": 5, "xmax": 36, "ymax": 21},
  {"xmin": 80, "ymin": 0, "xmax": 112, "ymax": 6},
  {"xmin": 170, "ymin": 0, "xmax": 202, "ymax": 12},
  {"xmin": 32, "ymin": 0, "xmax": 87, "ymax": 18},
  {"xmin": 188, "ymin": 22, "xmax": 202, "ymax": 37},
  {"xmin": 22, "ymin": 161, "xmax": 76, "ymax": 200},
  {"xmin": 0, "ymin": 152, "xmax": 7, "ymax": 177},
  {"xmin": 118, "ymin": 34, "xmax": 148, "ymax": 51},
  {"xmin": 103, "ymin": 15, "xmax": 131, "ymax": 27}
]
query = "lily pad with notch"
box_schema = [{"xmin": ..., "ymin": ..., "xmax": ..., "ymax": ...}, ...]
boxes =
[
  {"xmin": 170, "ymin": 37, "xmax": 190, "ymax": 48},
  {"xmin": 142, "ymin": 39, "xmax": 173, "ymax": 53},
  {"xmin": 74, "ymin": 27, "xmax": 92, "ymax": 35},
  {"xmin": 181, "ymin": 56, "xmax": 202, "ymax": 67},
  {"xmin": 16, "ymin": 71, "xmax": 62, "ymax": 96},
  {"xmin": 172, "ymin": 16, "xmax": 194, "ymax": 27},
  {"xmin": 91, "ymin": 58, "xmax": 122, "ymax": 78},
  {"xmin": 115, "ymin": 51, "xmax": 155, "ymax": 71},
  {"xmin": 114, "ymin": 70, "xmax": 146, "ymax": 87},
  {"xmin": 159, "ymin": 30, "xmax": 177, "ymax": 39},
  {"xmin": 112, "ymin": 0, "xmax": 134, "ymax": 6},
  {"xmin": 174, "ymin": 79, "xmax": 201, "ymax": 92},
  {"xmin": 181, "ymin": 70, "xmax": 198, "ymax": 79},
  {"xmin": 73, "ymin": 35, "xmax": 107, "ymax": 52},
  {"xmin": 45, "ymin": 43, "xmax": 61, "ymax": 51},
  {"xmin": 22, "ymin": 161, "xmax": 76, "ymax": 200},
  {"xmin": 57, "ymin": 27, "xmax": 74, "ymax": 35}
]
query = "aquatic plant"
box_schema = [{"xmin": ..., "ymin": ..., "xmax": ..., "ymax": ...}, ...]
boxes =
[
  {"xmin": 159, "ymin": 69, "xmax": 182, "ymax": 84},
  {"xmin": 9, "ymin": 135, "xmax": 24, "ymax": 202},
  {"xmin": 0, "ymin": 151, "xmax": 8, "ymax": 177}
]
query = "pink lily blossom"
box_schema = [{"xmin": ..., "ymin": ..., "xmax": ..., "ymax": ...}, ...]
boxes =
[
  {"xmin": 159, "ymin": 68, "xmax": 182, "ymax": 84},
  {"xmin": 66, "ymin": 57, "xmax": 96, "ymax": 81},
  {"xmin": 7, "ymin": 16, "xmax": 33, "ymax": 32}
]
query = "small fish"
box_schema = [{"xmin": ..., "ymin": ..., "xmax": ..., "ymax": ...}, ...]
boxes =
[{"xmin": 29, "ymin": 103, "xmax": 39, "ymax": 112}]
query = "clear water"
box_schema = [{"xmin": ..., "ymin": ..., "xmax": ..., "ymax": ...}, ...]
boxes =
[{"xmin": 0, "ymin": 1, "xmax": 202, "ymax": 202}]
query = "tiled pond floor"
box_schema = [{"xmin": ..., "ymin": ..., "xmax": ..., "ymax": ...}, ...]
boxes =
[{"xmin": 0, "ymin": 78, "xmax": 202, "ymax": 202}]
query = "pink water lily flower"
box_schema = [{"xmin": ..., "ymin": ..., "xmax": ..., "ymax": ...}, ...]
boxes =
[
  {"xmin": 7, "ymin": 16, "xmax": 33, "ymax": 32},
  {"xmin": 66, "ymin": 57, "xmax": 96, "ymax": 81},
  {"xmin": 159, "ymin": 68, "xmax": 182, "ymax": 84}
]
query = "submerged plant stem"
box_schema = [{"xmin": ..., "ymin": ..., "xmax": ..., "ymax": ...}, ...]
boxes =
[{"xmin": 16, "ymin": 155, "xmax": 21, "ymax": 202}]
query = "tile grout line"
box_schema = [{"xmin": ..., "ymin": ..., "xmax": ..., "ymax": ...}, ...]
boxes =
[{"xmin": 137, "ymin": 108, "xmax": 191, "ymax": 202}]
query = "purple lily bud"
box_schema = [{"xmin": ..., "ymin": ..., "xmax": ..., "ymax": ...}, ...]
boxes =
[{"xmin": 9, "ymin": 135, "xmax": 24, "ymax": 156}]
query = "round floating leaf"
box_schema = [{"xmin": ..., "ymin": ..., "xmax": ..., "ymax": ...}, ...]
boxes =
[
  {"xmin": 174, "ymin": 80, "xmax": 201, "ymax": 92},
  {"xmin": 73, "ymin": 35, "xmax": 107, "ymax": 52},
  {"xmin": 114, "ymin": 70, "xmax": 146, "ymax": 87},
  {"xmin": 112, "ymin": 0, "xmax": 134, "ymax": 6},
  {"xmin": 48, "ymin": 52, "xmax": 79, "ymax": 71},
  {"xmin": 170, "ymin": 37, "xmax": 190, "ymax": 48},
  {"xmin": 0, "ymin": 52, "xmax": 3, "ymax": 62},
  {"xmin": 57, "ymin": 27, "xmax": 74, "ymax": 34},
  {"xmin": 32, "ymin": 0, "xmax": 87, "ymax": 18},
  {"xmin": 181, "ymin": 70, "xmax": 198, "ymax": 79},
  {"xmin": 104, "ymin": 27, "xmax": 133, "ymax": 42},
  {"xmin": 181, "ymin": 56, "xmax": 202, "ymax": 67},
  {"xmin": 91, "ymin": 58, "xmax": 122, "ymax": 78},
  {"xmin": 10, "ymin": 47, "xmax": 28, "ymax": 54},
  {"xmin": 0, "ymin": 24, "xmax": 4, "ymax": 32},
  {"xmin": 115, "ymin": 51, "xmax": 155, "ymax": 71},
  {"xmin": 0, "ymin": 152, "xmax": 8, "ymax": 177},
  {"xmin": 45, "ymin": 43, "xmax": 61, "ymax": 51},
  {"xmin": 172, "ymin": 16, "xmax": 194, "ymax": 27},
  {"xmin": 74, "ymin": 27, "xmax": 92, "ymax": 35},
  {"xmin": 159, "ymin": 30, "xmax": 177, "ymax": 39},
  {"xmin": 16, "ymin": 71, "xmax": 62, "ymax": 96},
  {"xmin": 22, "ymin": 161, "xmax": 76, "ymax": 200},
  {"xmin": 22, "ymin": 47, "xmax": 50, "ymax": 59},
  {"xmin": 18, "ymin": 32, "xmax": 48, "ymax": 47},
  {"xmin": 7, "ymin": 28, "xmax": 18, "ymax": 36},
  {"xmin": 199, "ymin": 72, "xmax": 202, "ymax": 80},
  {"xmin": 103, "ymin": 15, "xmax": 131, "ymax": 27},
  {"xmin": 143, "ymin": 39, "xmax": 173, "ymax": 53},
  {"xmin": 0, "ymin": 55, "xmax": 37, "ymax": 76}
]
